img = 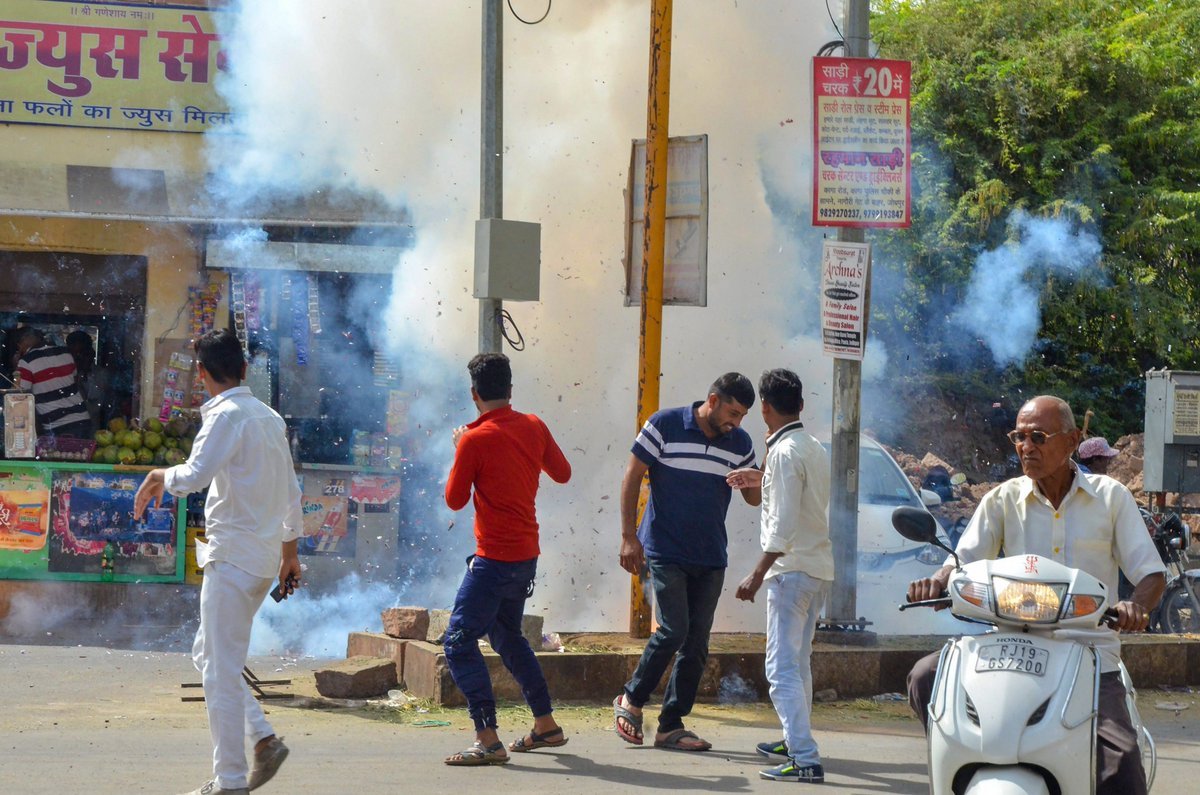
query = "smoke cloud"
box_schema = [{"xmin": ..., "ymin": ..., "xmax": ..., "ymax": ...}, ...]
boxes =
[
  {"xmin": 951, "ymin": 210, "xmax": 1103, "ymax": 367},
  {"xmin": 200, "ymin": 1, "xmax": 968, "ymax": 653}
]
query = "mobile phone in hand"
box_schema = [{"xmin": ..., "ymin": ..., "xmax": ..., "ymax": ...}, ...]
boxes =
[{"xmin": 270, "ymin": 574, "xmax": 298, "ymax": 603}]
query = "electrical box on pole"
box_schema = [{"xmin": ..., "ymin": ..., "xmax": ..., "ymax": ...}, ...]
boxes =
[{"xmin": 473, "ymin": 218, "xmax": 541, "ymax": 301}]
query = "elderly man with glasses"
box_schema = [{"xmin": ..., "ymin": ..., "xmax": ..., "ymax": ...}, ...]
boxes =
[{"xmin": 904, "ymin": 395, "xmax": 1165, "ymax": 795}]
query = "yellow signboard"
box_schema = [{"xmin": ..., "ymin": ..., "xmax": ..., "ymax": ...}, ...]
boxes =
[{"xmin": 0, "ymin": 0, "xmax": 229, "ymax": 133}]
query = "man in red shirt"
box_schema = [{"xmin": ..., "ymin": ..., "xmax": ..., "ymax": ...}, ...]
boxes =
[{"xmin": 442, "ymin": 352, "xmax": 572, "ymax": 766}]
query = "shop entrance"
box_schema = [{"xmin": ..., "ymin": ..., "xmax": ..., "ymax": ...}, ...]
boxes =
[{"xmin": 0, "ymin": 250, "xmax": 146, "ymax": 426}]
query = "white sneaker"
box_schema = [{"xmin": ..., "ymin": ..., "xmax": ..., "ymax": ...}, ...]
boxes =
[
  {"xmin": 249, "ymin": 736, "xmax": 289, "ymax": 790},
  {"xmin": 178, "ymin": 781, "xmax": 249, "ymax": 795}
]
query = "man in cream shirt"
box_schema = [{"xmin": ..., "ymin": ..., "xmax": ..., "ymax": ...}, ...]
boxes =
[
  {"xmin": 136, "ymin": 328, "xmax": 303, "ymax": 795},
  {"xmin": 728, "ymin": 368, "xmax": 832, "ymax": 784},
  {"xmin": 906, "ymin": 395, "xmax": 1165, "ymax": 795}
]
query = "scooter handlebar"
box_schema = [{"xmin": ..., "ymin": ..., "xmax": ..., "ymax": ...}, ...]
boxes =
[{"xmin": 899, "ymin": 597, "xmax": 953, "ymax": 611}]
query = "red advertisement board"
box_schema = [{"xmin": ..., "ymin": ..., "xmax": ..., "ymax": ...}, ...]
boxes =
[{"xmin": 812, "ymin": 57, "xmax": 912, "ymax": 229}]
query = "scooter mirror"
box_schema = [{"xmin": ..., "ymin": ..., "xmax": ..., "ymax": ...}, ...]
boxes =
[
  {"xmin": 892, "ymin": 506, "xmax": 960, "ymax": 568},
  {"xmin": 892, "ymin": 506, "xmax": 940, "ymax": 544}
]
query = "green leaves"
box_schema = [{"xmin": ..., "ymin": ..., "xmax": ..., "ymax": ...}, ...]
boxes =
[{"xmin": 870, "ymin": 0, "xmax": 1200, "ymax": 432}]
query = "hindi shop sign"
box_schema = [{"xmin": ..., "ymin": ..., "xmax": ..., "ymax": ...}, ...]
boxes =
[
  {"xmin": 812, "ymin": 57, "xmax": 911, "ymax": 229},
  {"xmin": 820, "ymin": 240, "xmax": 871, "ymax": 360},
  {"xmin": 0, "ymin": 0, "xmax": 230, "ymax": 134}
]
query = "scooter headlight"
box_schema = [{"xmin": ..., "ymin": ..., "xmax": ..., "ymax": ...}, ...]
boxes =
[{"xmin": 992, "ymin": 577, "xmax": 1067, "ymax": 623}]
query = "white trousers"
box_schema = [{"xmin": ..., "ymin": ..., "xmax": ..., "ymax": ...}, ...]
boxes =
[
  {"xmin": 193, "ymin": 561, "xmax": 276, "ymax": 790},
  {"xmin": 765, "ymin": 570, "xmax": 830, "ymax": 766}
]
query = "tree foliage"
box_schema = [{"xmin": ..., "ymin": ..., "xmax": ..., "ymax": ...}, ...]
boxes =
[{"xmin": 870, "ymin": 0, "xmax": 1200, "ymax": 438}]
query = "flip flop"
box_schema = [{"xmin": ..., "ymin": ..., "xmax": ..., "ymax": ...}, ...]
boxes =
[
  {"xmin": 613, "ymin": 695, "xmax": 644, "ymax": 745},
  {"xmin": 444, "ymin": 740, "xmax": 511, "ymax": 766},
  {"xmin": 509, "ymin": 726, "xmax": 569, "ymax": 752},
  {"xmin": 654, "ymin": 728, "xmax": 712, "ymax": 752}
]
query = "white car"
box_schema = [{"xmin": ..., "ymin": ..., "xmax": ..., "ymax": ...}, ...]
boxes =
[{"xmin": 824, "ymin": 437, "xmax": 973, "ymax": 635}]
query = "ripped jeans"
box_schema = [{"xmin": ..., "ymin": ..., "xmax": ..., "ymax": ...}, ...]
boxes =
[{"xmin": 442, "ymin": 555, "xmax": 552, "ymax": 731}]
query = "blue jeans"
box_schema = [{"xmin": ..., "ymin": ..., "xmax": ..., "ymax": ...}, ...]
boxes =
[
  {"xmin": 443, "ymin": 555, "xmax": 552, "ymax": 731},
  {"xmin": 624, "ymin": 561, "xmax": 725, "ymax": 734}
]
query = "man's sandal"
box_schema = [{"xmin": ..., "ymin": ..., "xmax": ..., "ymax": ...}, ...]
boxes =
[
  {"xmin": 654, "ymin": 728, "xmax": 712, "ymax": 752},
  {"xmin": 613, "ymin": 695, "xmax": 644, "ymax": 745},
  {"xmin": 509, "ymin": 726, "xmax": 569, "ymax": 752},
  {"xmin": 444, "ymin": 740, "xmax": 510, "ymax": 766}
]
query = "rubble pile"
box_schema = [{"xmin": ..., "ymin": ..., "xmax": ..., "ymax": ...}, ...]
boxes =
[{"xmin": 882, "ymin": 433, "xmax": 1198, "ymax": 538}]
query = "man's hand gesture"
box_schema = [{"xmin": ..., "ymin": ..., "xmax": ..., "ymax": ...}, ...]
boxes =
[{"xmin": 619, "ymin": 535, "xmax": 646, "ymax": 576}]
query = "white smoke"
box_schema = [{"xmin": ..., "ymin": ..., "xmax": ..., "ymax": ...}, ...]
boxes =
[
  {"xmin": 951, "ymin": 210, "xmax": 1103, "ymax": 367},
  {"xmin": 202, "ymin": 1, "xmax": 881, "ymax": 650}
]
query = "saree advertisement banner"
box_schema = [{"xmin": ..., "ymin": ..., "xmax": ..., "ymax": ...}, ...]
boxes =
[
  {"xmin": 0, "ymin": 463, "xmax": 184, "ymax": 582},
  {"xmin": 0, "ymin": 0, "xmax": 229, "ymax": 133},
  {"xmin": 812, "ymin": 56, "xmax": 912, "ymax": 229},
  {"xmin": 0, "ymin": 470, "xmax": 50, "ymax": 552}
]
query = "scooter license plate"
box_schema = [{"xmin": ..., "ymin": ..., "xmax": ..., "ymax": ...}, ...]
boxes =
[{"xmin": 974, "ymin": 642, "xmax": 1050, "ymax": 676}]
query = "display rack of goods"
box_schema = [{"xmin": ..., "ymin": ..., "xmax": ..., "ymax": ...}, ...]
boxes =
[{"xmin": 36, "ymin": 436, "xmax": 97, "ymax": 462}]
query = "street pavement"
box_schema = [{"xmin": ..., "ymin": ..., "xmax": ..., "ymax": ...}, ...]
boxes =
[{"xmin": 1, "ymin": 644, "xmax": 1197, "ymax": 794}]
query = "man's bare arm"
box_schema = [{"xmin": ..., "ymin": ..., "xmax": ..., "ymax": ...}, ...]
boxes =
[
  {"xmin": 618, "ymin": 455, "xmax": 650, "ymax": 575},
  {"xmin": 1114, "ymin": 572, "xmax": 1166, "ymax": 632}
]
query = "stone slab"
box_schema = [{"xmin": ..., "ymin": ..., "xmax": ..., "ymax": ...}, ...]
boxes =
[
  {"xmin": 379, "ymin": 634, "xmax": 1200, "ymax": 706},
  {"xmin": 381, "ymin": 607, "xmax": 429, "ymax": 640},
  {"xmin": 314, "ymin": 656, "xmax": 398, "ymax": 699},
  {"xmin": 347, "ymin": 632, "xmax": 408, "ymax": 683},
  {"xmin": 425, "ymin": 608, "xmax": 543, "ymax": 647},
  {"xmin": 426, "ymin": 609, "xmax": 452, "ymax": 643}
]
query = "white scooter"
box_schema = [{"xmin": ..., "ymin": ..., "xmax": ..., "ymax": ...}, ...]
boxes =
[{"xmin": 892, "ymin": 506, "xmax": 1155, "ymax": 795}]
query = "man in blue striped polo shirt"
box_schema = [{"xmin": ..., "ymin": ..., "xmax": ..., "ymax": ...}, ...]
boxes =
[{"xmin": 614, "ymin": 373, "xmax": 760, "ymax": 752}]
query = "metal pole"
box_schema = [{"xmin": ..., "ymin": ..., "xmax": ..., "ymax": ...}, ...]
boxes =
[
  {"xmin": 629, "ymin": 0, "xmax": 672, "ymax": 638},
  {"xmin": 827, "ymin": 0, "xmax": 869, "ymax": 627},
  {"xmin": 479, "ymin": 0, "xmax": 503, "ymax": 353}
]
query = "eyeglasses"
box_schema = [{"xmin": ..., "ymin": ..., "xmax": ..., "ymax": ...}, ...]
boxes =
[{"xmin": 1007, "ymin": 429, "xmax": 1064, "ymax": 446}]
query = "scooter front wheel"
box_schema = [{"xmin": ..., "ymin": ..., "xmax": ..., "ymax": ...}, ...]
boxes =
[{"xmin": 965, "ymin": 766, "xmax": 1052, "ymax": 795}]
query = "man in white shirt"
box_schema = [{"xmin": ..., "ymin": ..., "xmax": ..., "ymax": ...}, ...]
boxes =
[
  {"xmin": 906, "ymin": 395, "xmax": 1165, "ymax": 795},
  {"xmin": 135, "ymin": 329, "xmax": 303, "ymax": 795},
  {"xmin": 728, "ymin": 369, "xmax": 832, "ymax": 785}
]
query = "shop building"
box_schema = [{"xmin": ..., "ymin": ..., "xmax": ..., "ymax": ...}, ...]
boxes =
[{"xmin": 0, "ymin": 0, "xmax": 411, "ymax": 626}]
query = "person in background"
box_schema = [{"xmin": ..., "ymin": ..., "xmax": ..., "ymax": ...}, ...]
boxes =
[
  {"xmin": 728, "ymin": 369, "xmax": 831, "ymax": 784},
  {"xmin": 614, "ymin": 373, "xmax": 760, "ymax": 752},
  {"xmin": 65, "ymin": 330, "xmax": 112, "ymax": 428},
  {"xmin": 14, "ymin": 326, "xmax": 92, "ymax": 439},
  {"xmin": 442, "ymin": 352, "xmax": 572, "ymax": 766},
  {"xmin": 1079, "ymin": 436, "xmax": 1120, "ymax": 475},
  {"xmin": 135, "ymin": 328, "xmax": 302, "ymax": 795}
]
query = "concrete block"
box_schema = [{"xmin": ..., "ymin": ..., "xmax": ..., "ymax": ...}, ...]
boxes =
[
  {"xmin": 426, "ymin": 609, "xmax": 452, "ymax": 643},
  {"xmin": 347, "ymin": 632, "xmax": 407, "ymax": 684},
  {"xmin": 349, "ymin": 631, "xmax": 1200, "ymax": 707},
  {"xmin": 521, "ymin": 614, "xmax": 544, "ymax": 647},
  {"xmin": 314, "ymin": 656, "xmax": 398, "ymax": 699},
  {"xmin": 424, "ymin": 608, "xmax": 543, "ymax": 647},
  {"xmin": 1123, "ymin": 638, "xmax": 1188, "ymax": 687},
  {"xmin": 402, "ymin": 641, "xmax": 458, "ymax": 705},
  {"xmin": 382, "ymin": 607, "xmax": 429, "ymax": 640}
]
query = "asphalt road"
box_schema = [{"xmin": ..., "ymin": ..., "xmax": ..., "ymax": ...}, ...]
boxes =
[{"xmin": 1, "ymin": 644, "xmax": 1197, "ymax": 794}]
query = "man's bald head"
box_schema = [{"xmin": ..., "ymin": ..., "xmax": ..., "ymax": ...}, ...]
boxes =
[{"xmin": 1018, "ymin": 395, "xmax": 1076, "ymax": 433}]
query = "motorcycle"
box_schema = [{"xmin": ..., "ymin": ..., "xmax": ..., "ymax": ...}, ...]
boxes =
[
  {"xmin": 1140, "ymin": 511, "xmax": 1200, "ymax": 634},
  {"xmin": 892, "ymin": 505, "xmax": 1155, "ymax": 795}
]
